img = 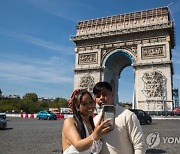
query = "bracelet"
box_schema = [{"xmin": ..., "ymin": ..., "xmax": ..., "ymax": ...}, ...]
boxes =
[{"xmin": 91, "ymin": 134, "xmax": 96, "ymax": 142}]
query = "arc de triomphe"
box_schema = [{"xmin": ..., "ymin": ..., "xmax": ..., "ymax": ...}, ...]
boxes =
[{"xmin": 71, "ymin": 7, "xmax": 175, "ymax": 112}]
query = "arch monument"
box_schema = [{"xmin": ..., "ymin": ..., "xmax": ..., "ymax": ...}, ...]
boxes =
[{"xmin": 71, "ymin": 7, "xmax": 175, "ymax": 112}]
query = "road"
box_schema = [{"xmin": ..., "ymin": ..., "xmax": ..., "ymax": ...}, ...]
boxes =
[
  {"xmin": 0, "ymin": 117, "xmax": 63, "ymax": 154},
  {"xmin": 141, "ymin": 119, "xmax": 180, "ymax": 154},
  {"xmin": 0, "ymin": 117, "xmax": 180, "ymax": 154}
]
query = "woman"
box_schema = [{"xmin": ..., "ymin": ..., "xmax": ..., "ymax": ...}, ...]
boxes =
[{"xmin": 62, "ymin": 89, "xmax": 113, "ymax": 154}]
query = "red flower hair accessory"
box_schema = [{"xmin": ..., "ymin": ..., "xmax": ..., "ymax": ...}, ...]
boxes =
[{"xmin": 68, "ymin": 89, "xmax": 81, "ymax": 109}]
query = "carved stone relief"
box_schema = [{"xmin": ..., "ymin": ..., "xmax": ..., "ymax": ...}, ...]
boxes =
[
  {"xmin": 141, "ymin": 45, "xmax": 166, "ymax": 59},
  {"xmin": 142, "ymin": 69, "xmax": 167, "ymax": 99},
  {"xmin": 78, "ymin": 52, "xmax": 98, "ymax": 65},
  {"xmin": 100, "ymin": 45, "xmax": 137, "ymax": 63},
  {"xmin": 79, "ymin": 74, "xmax": 95, "ymax": 92}
]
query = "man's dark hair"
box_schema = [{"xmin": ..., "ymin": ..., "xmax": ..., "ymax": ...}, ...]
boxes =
[{"xmin": 93, "ymin": 81, "xmax": 112, "ymax": 95}]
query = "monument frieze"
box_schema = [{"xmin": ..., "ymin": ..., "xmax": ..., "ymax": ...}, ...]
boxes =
[
  {"xmin": 141, "ymin": 45, "xmax": 166, "ymax": 59},
  {"xmin": 101, "ymin": 45, "xmax": 137, "ymax": 62},
  {"xmin": 78, "ymin": 52, "xmax": 98, "ymax": 65}
]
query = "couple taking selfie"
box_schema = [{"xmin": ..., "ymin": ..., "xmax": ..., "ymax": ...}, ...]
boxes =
[{"xmin": 62, "ymin": 81, "xmax": 145, "ymax": 154}]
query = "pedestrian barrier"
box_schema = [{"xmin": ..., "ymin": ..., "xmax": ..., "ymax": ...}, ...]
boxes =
[
  {"xmin": 6, "ymin": 113, "xmax": 71, "ymax": 119},
  {"xmin": 57, "ymin": 114, "xmax": 64, "ymax": 119},
  {"xmin": 30, "ymin": 114, "xmax": 34, "ymax": 118},
  {"xmin": 25, "ymin": 114, "xmax": 28, "ymax": 118}
]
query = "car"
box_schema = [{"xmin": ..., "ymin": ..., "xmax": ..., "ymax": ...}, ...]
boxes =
[
  {"xmin": 172, "ymin": 108, "xmax": 180, "ymax": 114},
  {"xmin": 37, "ymin": 110, "xmax": 57, "ymax": 120},
  {"xmin": 0, "ymin": 111, "xmax": 6, "ymax": 119},
  {"xmin": 129, "ymin": 109, "xmax": 152, "ymax": 125},
  {"xmin": 0, "ymin": 118, "xmax": 7, "ymax": 129}
]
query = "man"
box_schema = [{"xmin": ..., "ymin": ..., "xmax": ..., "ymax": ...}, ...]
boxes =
[{"xmin": 93, "ymin": 81, "xmax": 145, "ymax": 154}]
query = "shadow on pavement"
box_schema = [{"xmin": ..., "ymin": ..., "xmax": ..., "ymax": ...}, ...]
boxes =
[
  {"xmin": 146, "ymin": 149, "xmax": 166, "ymax": 153},
  {"xmin": 52, "ymin": 149, "xmax": 62, "ymax": 153},
  {"xmin": 0, "ymin": 127, "xmax": 13, "ymax": 130}
]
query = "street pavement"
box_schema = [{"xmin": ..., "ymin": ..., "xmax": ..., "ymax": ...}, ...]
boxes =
[{"xmin": 0, "ymin": 117, "xmax": 180, "ymax": 154}]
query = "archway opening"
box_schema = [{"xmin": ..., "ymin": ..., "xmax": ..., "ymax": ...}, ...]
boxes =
[
  {"xmin": 103, "ymin": 50, "xmax": 134, "ymax": 104},
  {"xmin": 118, "ymin": 66, "xmax": 134, "ymax": 105}
]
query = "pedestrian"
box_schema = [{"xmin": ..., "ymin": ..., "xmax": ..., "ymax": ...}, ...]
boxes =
[
  {"xmin": 62, "ymin": 89, "xmax": 113, "ymax": 154},
  {"xmin": 93, "ymin": 81, "xmax": 145, "ymax": 154}
]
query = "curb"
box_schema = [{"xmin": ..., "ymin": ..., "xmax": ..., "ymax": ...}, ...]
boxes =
[{"xmin": 152, "ymin": 116, "xmax": 180, "ymax": 120}]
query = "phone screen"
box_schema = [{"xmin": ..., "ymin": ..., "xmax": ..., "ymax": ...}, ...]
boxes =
[{"xmin": 102, "ymin": 105, "xmax": 115, "ymax": 127}]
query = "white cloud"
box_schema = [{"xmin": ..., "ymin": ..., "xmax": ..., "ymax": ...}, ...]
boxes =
[
  {"xmin": 0, "ymin": 29, "xmax": 74, "ymax": 56},
  {"xmin": 0, "ymin": 55, "xmax": 74, "ymax": 84}
]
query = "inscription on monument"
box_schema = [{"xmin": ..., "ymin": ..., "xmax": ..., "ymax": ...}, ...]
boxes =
[
  {"xmin": 141, "ymin": 45, "xmax": 165, "ymax": 59},
  {"xmin": 79, "ymin": 52, "xmax": 97, "ymax": 64}
]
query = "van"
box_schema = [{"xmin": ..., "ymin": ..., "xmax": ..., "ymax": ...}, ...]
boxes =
[
  {"xmin": 49, "ymin": 108, "xmax": 60, "ymax": 114},
  {"xmin": 129, "ymin": 109, "xmax": 152, "ymax": 125}
]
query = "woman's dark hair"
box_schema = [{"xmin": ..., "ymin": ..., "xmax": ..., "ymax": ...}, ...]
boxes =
[
  {"xmin": 93, "ymin": 81, "xmax": 112, "ymax": 95},
  {"xmin": 69, "ymin": 89, "xmax": 95, "ymax": 139}
]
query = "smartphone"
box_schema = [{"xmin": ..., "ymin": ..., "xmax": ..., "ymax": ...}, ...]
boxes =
[{"xmin": 102, "ymin": 105, "xmax": 115, "ymax": 127}]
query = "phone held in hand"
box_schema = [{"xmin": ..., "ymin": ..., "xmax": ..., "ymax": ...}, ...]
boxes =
[{"xmin": 102, "ymin": 105, "xmax": 115, "ymax": 127}]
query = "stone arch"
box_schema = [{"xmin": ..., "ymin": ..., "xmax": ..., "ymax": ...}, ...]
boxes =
[
  {"xmin": 101, "ymin": 48, "xmax": 136, "ymax": 66},
  {"xmin": 101, "ymin": 48, "xmax": 135, "ymax": 67},
  {"xmin": 101, "ymin": 49, "xmax": 135, "ymax": 103},
  {"xmin": 71, "ymin": 7, "xmax": 175, "ymax": 112}
]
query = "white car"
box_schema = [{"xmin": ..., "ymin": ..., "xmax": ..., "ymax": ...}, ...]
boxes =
[{"xmin": 0, "ymin": 112, "xmax": 6, "ymax": 119}]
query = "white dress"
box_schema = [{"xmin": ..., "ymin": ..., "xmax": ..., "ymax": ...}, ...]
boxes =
[{"xmin": 63, "ymin": 123, "xmax": 102, "ymax": 154}]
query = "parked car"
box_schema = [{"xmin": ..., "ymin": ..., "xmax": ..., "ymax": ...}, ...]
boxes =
[
  {"xmin": 0, "ymin": 118, "xmax": 7, "ymax": 129},
  {"xmin": 0, "ymin": 111, "xmax": 6, "ymax": 119},
  {"xmin": 129, "ymin": 109, "xmax": 152, "ymax": 125},
  {"xmin": 37, "ymin": 110, "xmax": 57, "ymax": 120},
  {"xmin": 172, "ymin": 108, "xmax": 180, "ymax": 114}
]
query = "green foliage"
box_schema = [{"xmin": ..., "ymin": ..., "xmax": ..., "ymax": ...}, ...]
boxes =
[
  {"xmin": 0, "ymin": 99, "xmax": 19, "ymax": 111},
  {"xmin": 22, "ymin": 93, "xmax": 38, "ymax": 102},
  {"xmin": 49, "ymin": 98, "xmax": 68, "ymax": 108},
  {"xmin": 119, "ymin": 102, "xmax": 132, "ymax": 109},
  {"xmin": 0, "ymin": 92, "xmax": 68, "ymax": 113}
]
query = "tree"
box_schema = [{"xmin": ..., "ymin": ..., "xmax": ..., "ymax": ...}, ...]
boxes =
[
  {"xmin": 59, "ymin": 98, "xmax": 69, "ymax": 108},
  {"xmin": 49, "ymin": 98, "xmax": 68, "ymax": 108},
  {"xmin": 0, "ymin": 99, "xmax": 20, "ymax": 112},
  {"xmin": 22, "ymin": 93, "xmax": 38, "ymax": 102}
]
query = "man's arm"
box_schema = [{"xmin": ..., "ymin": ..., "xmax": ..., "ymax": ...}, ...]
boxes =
[{"xmin": 127, "ymin": 112, "xmax": 146, "ymax": 154}]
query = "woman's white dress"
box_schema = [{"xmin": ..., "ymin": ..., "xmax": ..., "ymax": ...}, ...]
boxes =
[{"xmin": 63, "ymin": 123, "xmax": 102, "ymax": 154}]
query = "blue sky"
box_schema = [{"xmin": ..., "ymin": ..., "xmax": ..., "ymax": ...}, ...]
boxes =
[{"xmin": 0, "ymin": 0, "xmax": 180, "ymax": 102}]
